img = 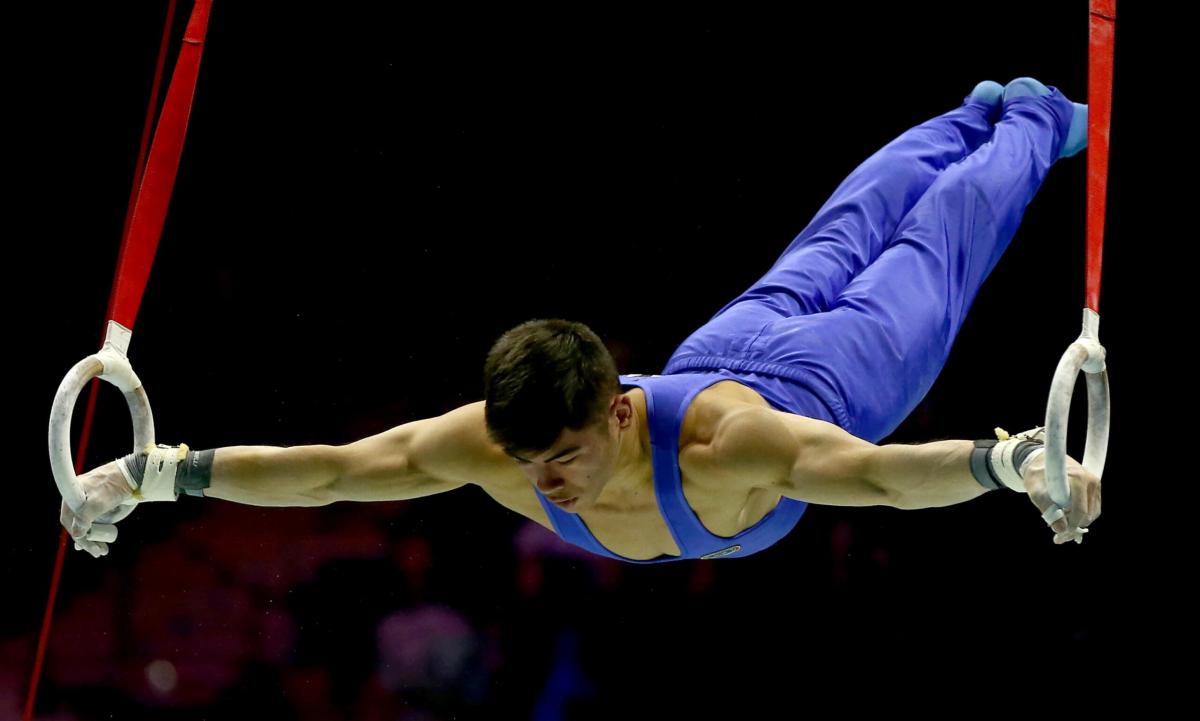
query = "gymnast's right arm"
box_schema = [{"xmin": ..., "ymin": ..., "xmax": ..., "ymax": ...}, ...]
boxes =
[
  {"xmin": 209, "ymin": 409, "xmax": 474, "ymax": 507},
  {"xmin": 62, "ymin": 402, "xmax": 493, "ymax": 557}
]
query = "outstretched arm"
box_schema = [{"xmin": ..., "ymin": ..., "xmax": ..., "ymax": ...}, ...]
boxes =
[
  {"xmin": 710, "ymin": 407, "xmax": 1101, "ymax": 541},
  {"xmin": 866, "ymin": 438, "xmax": 1101, "ymax": 543},
  {"xmin": 62, "ymin": 402, "xmax": 492, "ymax": 555},
  {"xmin": 204, "ymin": 435, "xmax": 466, "ymax": 507},
  {"xmin": 210, "ymin": 402, "xmax": 483, "ymax": 506}
]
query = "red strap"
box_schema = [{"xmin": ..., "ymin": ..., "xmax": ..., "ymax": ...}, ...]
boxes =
[
  {"xmin": 25, "ymin": 2, "xmax": 211, "ymax": 719},
  {"xmin": 109, "ymin": 0, "xmax": 213, "ymax": 330},
  {"xmin": 1087, "ymin": 0, "xmax": 1116, "ymax": 313}
]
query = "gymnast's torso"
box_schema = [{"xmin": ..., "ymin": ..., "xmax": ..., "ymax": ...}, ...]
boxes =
[{"xmin": 471, "ymin": 379, "xmax": 788, "ymax": 561}]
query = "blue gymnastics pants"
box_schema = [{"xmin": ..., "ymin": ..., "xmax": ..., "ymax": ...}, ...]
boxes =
[{"xmin": 664, "ymin": 87, "xmax": 1076, "ymax": 442}]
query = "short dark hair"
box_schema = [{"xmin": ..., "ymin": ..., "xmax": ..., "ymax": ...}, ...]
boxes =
[{"xmin": 483, "ymin": 319, "xmax": 620, "ymax": 456}]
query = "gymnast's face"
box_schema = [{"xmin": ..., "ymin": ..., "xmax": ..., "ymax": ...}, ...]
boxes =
[{"xmin": 511, "ymin": 394, "xmax": 635, "ymax": 514}]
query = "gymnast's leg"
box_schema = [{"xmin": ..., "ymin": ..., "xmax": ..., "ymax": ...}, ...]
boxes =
[
  {"xmin": 717, "ymin": 81, "xmax": 1005, "ymax": 317},
  {"xmin": 765, "ymin": 81, "xmax": 1081, "ymax": 441},
  {"xmin": 666, "ymin": 82, "xmax": 1007, "ymax": 370}
]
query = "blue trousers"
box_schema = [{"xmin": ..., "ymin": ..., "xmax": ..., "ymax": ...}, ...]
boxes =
[{"xmin": 663, "ymin": 87, "xmax": 1076, "ymax": 442}]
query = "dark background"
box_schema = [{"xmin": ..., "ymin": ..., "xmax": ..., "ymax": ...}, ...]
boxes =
[{"xmin": 10, "ymin": 2, "xmax": 1169, "ymax": 719}]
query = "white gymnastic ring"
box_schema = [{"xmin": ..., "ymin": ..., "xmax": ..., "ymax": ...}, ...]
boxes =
[
  {"xmin": 1044, "ymin": 308, "xmax": 1110, "ymax": 511},
  {"xmin": 48, "ymin": 332, "xmax": 155, "ymax": 514}
]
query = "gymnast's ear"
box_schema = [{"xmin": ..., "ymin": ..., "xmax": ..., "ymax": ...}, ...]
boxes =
[{"xmin": 608, "ymin": 392, "xmax": 636, "ymax": 428}]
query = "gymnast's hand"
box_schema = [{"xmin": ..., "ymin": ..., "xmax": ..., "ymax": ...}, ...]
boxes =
[
  {"xmin": 59, "ymin": 461, "xmax": 135, "ymax": 558},
  {"xmin": 1021, "ymin": 451, "xmax": 1101, "ymax": 545}
]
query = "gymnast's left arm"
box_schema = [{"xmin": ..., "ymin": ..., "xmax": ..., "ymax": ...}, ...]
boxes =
[
  {"xmin": 865, "ymin": 438, "xmax": 1101, "ymax": 542},
  {"xmin": 710, "ymin": 407, "xmax": 1100, "ymax": 543}
]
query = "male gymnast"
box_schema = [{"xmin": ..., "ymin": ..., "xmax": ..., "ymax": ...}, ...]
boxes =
[{"xmin": 62, "ymin": 77, "xmax": 1101, "ymax": 563}]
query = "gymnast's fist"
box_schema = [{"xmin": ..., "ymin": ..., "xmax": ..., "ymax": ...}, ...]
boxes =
[
  {"xmin": 1021, "ymin": 451, "xmax": 1102, "ymax": 545},
  {"xmin": 60, "ymin": 461, "xmax": 136, "ymax": 558}
]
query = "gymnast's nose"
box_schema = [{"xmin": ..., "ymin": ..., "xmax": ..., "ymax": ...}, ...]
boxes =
[{"xmin": 532, "ymin": 471, "xmax": 566, "ymax": 496}]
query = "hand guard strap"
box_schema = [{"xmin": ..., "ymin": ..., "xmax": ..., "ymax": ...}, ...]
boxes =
[
  {"xmin": 117, "ymin": 444, "xmax": 215, "ymax": 501},
  {"xmin": 970, "ymin": 426, "xmax": 1047, "ymax": 493}
]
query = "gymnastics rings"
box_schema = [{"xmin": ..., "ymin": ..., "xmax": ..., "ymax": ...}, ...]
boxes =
[
  {"xmin": 48, "ymin": 320, "xmax": 155, "ymax": 522},
  {"xmin": 1043, "ymin": 308, "xmax": 1110, "ymax": 512}
]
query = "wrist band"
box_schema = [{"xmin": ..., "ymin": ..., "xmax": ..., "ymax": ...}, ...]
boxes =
[
  {"xmin": 177, "ymin": 448, "xmax": 215, "ymax": 497},
  {"xmin": 970, "ymin": 439, "xmax": 1002, "ymax": 490}
]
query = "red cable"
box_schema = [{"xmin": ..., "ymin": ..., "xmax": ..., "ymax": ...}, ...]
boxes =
[
  {"xmin": 25, "ymin": 2, "xmax": 211, "ymax": 718},
  {"xmin": 109, "ymin": 0, "xmax": 213, "ymax": 330},
  {"xmin": 1087, "ymin": 0, "xmax": 1116, "ymax": 314}
]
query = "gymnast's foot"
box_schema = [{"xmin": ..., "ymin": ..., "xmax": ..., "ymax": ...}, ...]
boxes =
[
  {"xmin": 968, "ymin": 80, "xmax": 1004, "ymax": 108},
  {"xmin": 1003, "ymin": 76, "xmax": 1088, "ymax": 159}
]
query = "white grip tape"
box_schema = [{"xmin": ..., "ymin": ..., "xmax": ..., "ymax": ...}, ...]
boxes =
[
  {"xmin": 988, "ymin": 441, "xmax": 1043, "ymax": 493},
  {"xmin": 95, "ymin": 347, "xmax": 142, "ymax": 394},
  {"xmin": 137, "ymin": 443, "xmax": 189, "ymax": 502}
]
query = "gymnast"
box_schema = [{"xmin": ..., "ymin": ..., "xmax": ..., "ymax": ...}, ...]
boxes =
[{"xmin": 62, "ymin": 77, "xmax": 1101, "ymax": 563}]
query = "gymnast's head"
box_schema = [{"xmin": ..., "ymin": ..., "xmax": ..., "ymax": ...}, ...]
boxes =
[{"xmin": 484, "ymin": 318, "xmax": 635, "ymax": 513}]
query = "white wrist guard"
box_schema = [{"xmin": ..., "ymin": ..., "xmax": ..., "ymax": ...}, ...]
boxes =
[
  {"xmin": 970, "ymin": 426, "xmax": 1046, "ymax": 493},
  {"xmin": 117, "ymin": 443, "xmax": 190, "ymax": 502}
]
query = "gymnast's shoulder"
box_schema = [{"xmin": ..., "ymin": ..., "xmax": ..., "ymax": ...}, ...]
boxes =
[{"xmin": 679, "ymin": 384, "xmax": 884, "ymax": 506}]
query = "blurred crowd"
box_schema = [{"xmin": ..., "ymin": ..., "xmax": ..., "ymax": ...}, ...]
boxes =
[{"xmin": 2, "ymin": 489, "xmax": 906, "ymax": 720}]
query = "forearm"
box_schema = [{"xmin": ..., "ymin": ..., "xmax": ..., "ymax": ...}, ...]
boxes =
[
  {"xmin": 868, "ymin": 440, "xmax": 991, "ymax": 510},
  {"xmin": 206, "ymin": 445, "xmax": 341, "ymax": 507}
]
